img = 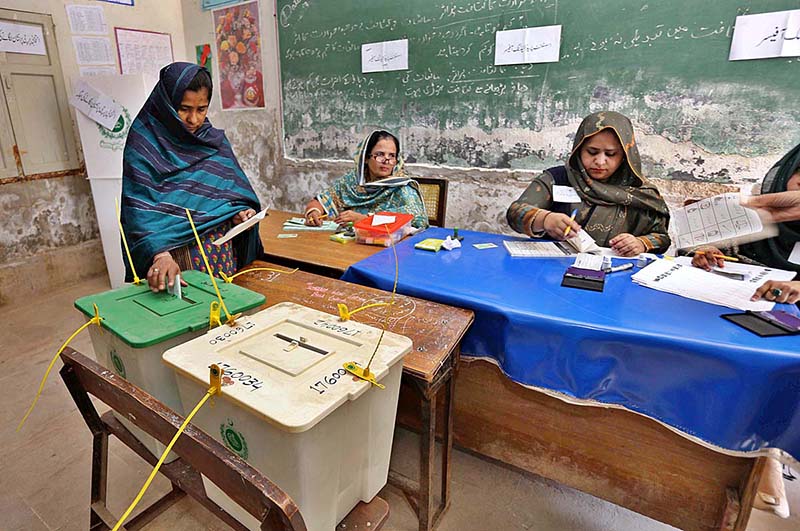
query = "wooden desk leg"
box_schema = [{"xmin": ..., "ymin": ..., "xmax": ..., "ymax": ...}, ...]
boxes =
[
  {"xmin": 440, "ymin": 369, "xmax": 454, "ymax": 512},
  {"xmin": 90, "ymin": 431, "xmax": 109, "ymax": 531},
  {"xmin": 419, "ymin": 389, "xmax": 437, "ymax": 531}
]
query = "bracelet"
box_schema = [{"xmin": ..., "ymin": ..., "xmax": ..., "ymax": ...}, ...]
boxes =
[
  {"xmin": 539, "ymin": 211, "xmax": 553, "ymax": 231},
  {"xmin": 528, "ymin": 209, "xmax": 542, "ymax": 235},
  {"xmin": 305, "ymin": 207, "xmax": 322, "ymax": 218}
]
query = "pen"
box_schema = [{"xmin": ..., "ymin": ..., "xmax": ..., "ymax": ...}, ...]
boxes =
[
  {"xmin": 693, "ymin": 250, "xmax": 739, "ymax": 262},
  {"xmin": 563, "ymin": 208, "xmax": 578, "ymax": 237},
  {"xmin": 608, "ymin": 263, "xmax": 634, "ymax": 273}
]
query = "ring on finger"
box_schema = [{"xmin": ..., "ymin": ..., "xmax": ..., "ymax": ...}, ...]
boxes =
[
  {"xmin": 153, "ymin": 268, "xmax": 160, "ymax": 274},
  {"xmin": 771, "ymin": 288, "xmax": 783, "ymax": 298}
]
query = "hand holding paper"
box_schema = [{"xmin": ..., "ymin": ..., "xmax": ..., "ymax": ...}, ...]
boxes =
[{"xmin": 213, "ymin": 207, "xmax": 269, "ymax": 246}]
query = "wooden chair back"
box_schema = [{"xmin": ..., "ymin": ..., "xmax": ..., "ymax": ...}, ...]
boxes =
[
  {"xmin": 415, "ymin": 177, "xmax": 449, "ymax": 227},
  {"xmin": 58, "ymin": 347, "xmax": 389, "ymax": 531}
]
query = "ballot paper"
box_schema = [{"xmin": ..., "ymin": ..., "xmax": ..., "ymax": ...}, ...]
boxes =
[
  {"xmin": 573, "ymin": 253, "xmax": 604, "ymax": 271},
  {"xmin": 673, "ymin": 256, "xmax": 796, "ymax": 284},
  {"xmin": 212, "ymin": 208, "xmax": 268, "ymax": 246},
  {"xmin": 671, "ymin": 193, "xmax": 776, "ymax": 250},
  {"xmin": 631, "ymin": 259, "xmax": 778, "ymax": 311},
  {"xmin": 282, "ymin": 218, "xmax": 340, "ymax": 231}
]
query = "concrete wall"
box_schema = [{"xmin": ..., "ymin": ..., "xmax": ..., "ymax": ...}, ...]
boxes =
[
  {"xmin": 180, "ymin": 0, "xmax": 792, "ymax": 238},
  {"xmin": 0, "ymin": 0, "xmax": 186, "ymax": 304}
]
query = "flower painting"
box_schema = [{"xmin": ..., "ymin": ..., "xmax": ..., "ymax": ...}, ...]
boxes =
[{"xmin": 213, "ymin": 2, "xmax": 265, "ymax": 110}]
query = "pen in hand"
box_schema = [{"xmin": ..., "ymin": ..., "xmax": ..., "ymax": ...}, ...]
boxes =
[{"xmin": 563, "ymin": 208, "xmax": 579, "ymax": 237}]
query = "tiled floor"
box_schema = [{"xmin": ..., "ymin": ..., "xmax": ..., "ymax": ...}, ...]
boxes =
[{"xmin": 1, "ymin": 275, "xmax": 796, "ymax": 530}]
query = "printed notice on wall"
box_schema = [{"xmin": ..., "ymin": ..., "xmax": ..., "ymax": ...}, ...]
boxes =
[
  {"xmin": 494, "ymin": 25, "xmax": 561, "ymax": 66},
  {"xmin": 361, "ymin": 39, "xmax": 408, "ymax": 73},
  {"xmin": 69, "ymin": 79, "xmax": 123, "ymax": 130},
  {"xmin": 73, "ymin": 36, "xmax": 115, "ymax": 65},
  {"xmin": 79, "ymin": 65, "xmax": 118, "ymax": 76},
  {"xmin": 729, "ymin": 9, "xmax": 800, "ymax": 61},
  {"xmin": 66, "ymin": 4, "xmax": 108, "ymax": 35},
  {"xmin": 0, "ymin": 20, "xmax": 47, "ymax": 55},
  {"xmin": 115, "ymin": 27, "xmax": 173, "ymax": 76}
]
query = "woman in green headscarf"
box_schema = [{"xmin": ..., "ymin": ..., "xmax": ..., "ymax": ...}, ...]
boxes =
[
  {"xmin": 304, "ymin": 130, "xmax": 428, "ymax": 228},
  {"xmin": 507, "ymin": 111, "xmax": 671, "ymax": 256}
]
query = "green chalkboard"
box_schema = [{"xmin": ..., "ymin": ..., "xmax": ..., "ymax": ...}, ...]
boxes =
[{"xmin": 277, "ymin": 1, "xmax": 800, "ymax": 171}]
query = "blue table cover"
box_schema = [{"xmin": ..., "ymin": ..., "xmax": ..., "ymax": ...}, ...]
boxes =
[{"xmin": 342, "ymin": 227, "xmax": 800, "ymax": 463}]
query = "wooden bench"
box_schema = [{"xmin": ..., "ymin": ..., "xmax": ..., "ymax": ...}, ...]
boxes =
[{"xmin": 58, "ymin": 346, "xmax": 389, "ymax": 531}]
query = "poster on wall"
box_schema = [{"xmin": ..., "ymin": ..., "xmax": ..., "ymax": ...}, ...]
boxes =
[
  {"xmin": 115, "ymin": 27, "xmax": 174, "ymax": 76},
  {"xmin": 213, "ymin": 1, "xmax": 265, "ymax": 110},
  {"xmin": 196, "ymin": 43, "xmax": 212, "ymax": 77}
]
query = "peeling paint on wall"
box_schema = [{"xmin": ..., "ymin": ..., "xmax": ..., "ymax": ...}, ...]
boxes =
[{"xmin": 0, "ymin": 175, "xmax": 98, "ymax": 265}]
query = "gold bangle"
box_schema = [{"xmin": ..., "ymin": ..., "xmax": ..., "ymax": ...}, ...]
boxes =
[{"xmin": 305, "ymin": 207, "xmax": 322, "ymax": 218}]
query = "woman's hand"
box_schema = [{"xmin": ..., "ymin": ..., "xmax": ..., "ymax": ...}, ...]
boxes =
[
  {"xmin": 751, "ymin": 280, "xmax": 800, "ymax": 304},
  {"xmin": 232, "ymin": 208, "xmax": 256, "ymax": 225},
  {"xmin": 609, "ymin": 233, "xmax": 646, "ymax": 257},
  {"xmin": 743, "ymin": 191, "xmax": 800, "ymax": 223},
  {"xmin": 334, "ymin": 210, "xmax": 367, "ymax": 225},
  {"xmin": 691, "ymin": 246, "xmax": 725, "ymax": 271},
  {"xmin": 148, "ymin": 251, "xmax": 183, "ymax": 293},
  {"xmin": 541, "ymin": 212, "xmax": 581, "ymax": 240},
  {"xmin": 304, "ymin": 200, "xmax": 325, "ymax": 226}
]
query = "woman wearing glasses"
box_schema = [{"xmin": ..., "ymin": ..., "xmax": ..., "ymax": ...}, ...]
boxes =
[{"xmin": 304, "ymin": 130, "xmax": 428, "ymax": 228}]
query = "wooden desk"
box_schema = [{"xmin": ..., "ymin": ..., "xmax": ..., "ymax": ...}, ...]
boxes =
[
  {"xmin": 260, "ymin": 210, "xmax": 383, "ymax": 276},
  {"xmin": 234, "ymin": 261, "xmax": 474, "ymax": 531}
]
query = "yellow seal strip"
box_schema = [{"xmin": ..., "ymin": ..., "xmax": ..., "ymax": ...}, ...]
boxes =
[
  {"xmin": 17, "ymin": 304, "xmax": 103, "ymax": 432},
  {"xmin": 115, "ymin": 198, "xmax": 142, "ymax": 285},
  {"xmin": 185, "ymin": 208, "xmax": 239, "ymax": 326},
  {"xmin": 112, "ymin": 364, "xmax": 222, "ymax": 531}
]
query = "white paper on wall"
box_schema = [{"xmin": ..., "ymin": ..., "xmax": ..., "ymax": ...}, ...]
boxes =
[
  {"xmin": 115, "ymin": 28, "xmax": 174, "ymax": 76},
  {"xmin": 361, "ymin": 39, "xmax": 408, "ymax": 73},
  {"xmin": 0, "ymin": 20, "xmax": 47, "ymax": 55},
  {"xmin": 494, "ymin": 25, "xmax": 561, "ymax": 66},
  {"xmin": 729, "ymin": 9, "xmax": 800, "ymax": 61},
  {"xmin": 73, "ymin": 36, "xmax": 115, "ymax": 65},
  {"xmin": 69, "ymin": 79, "xmax": 123, "ymax": 130},
  {"xmin": 66, "ymin": 4, "xmax": 108, "ymax": 35}
]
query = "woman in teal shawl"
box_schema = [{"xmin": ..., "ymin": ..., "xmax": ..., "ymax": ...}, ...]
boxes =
[
  {"xmin": 121, "ymin": 62, "xmax": 262, "ymax": 292},
  {"xmin": 507, "ymin": 111, "xmax": 671, "ymax": 256},
  {"xmin": 304, "ymin": 130, "xmax": 428, "ymax": 228}
]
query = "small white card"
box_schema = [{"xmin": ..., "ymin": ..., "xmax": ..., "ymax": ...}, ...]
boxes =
[
  {"xmin": 212, "ymin": 208, "xmax": 269, "ymax": 246},
  {"xmin": 552, "ymin": 185, "xmax": 581, "ymax": 203},
  {"xmin": 494, "ymin": 25, "xmax": 561, "ymax": 66},
  {"xmin": 361, "ymin": 38, "xmax": 408, "ymax": 73},
  {"xmin": 372, "ymin": 214, "xmax": 396, "ymax": 226},
  {"xmin": 69, "ymin": 79, "xmax": 123, "ymax": 130},
  {"xmin": 573, "ymin": 253, "xmax": 604, "ymax": 271},
  {"xmin": 789, "ymin": 242, "xmax": 800, "ymax": 265}
]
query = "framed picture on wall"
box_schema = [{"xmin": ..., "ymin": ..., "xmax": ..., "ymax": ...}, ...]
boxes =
[
  {"xmin": 212, "ymin": 1, "xmax": 265, "ymax": 110},
  {"xmin": 96, "ymin": 0, "xmax": 134, "ymax": 6}
]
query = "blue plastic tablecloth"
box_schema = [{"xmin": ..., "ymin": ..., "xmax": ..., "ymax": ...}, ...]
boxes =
[{"xmin": 342, "ymin": 227, "xmax": 800, "ymax": 462}]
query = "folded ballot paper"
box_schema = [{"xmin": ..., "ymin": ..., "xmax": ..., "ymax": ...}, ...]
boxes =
[
  {"xmin": 503, "ymin": 230, "xmax": 604, "ymax": 257},
  {"xmin": 631, "ymin": 258, "xmax": 795, "ymax": 311},
  {"xmin": 213, "ymin": 208, "xmax": 269, "ymax": 246}
]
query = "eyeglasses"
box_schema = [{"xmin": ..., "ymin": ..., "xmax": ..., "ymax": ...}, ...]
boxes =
[{"xmin": 370, "ymin": 152, "xmax": 397, "ymax": 164}]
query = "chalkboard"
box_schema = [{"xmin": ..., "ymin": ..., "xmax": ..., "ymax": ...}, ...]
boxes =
[{"xmin": 277, "ymin": 1, "xmax": 800, "ymax": 170}]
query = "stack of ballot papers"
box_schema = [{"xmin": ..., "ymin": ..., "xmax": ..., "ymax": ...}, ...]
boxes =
[
  {"xmin": 631, "ymin": 258, "xmax": 795, "ymax": 311},
  {"xmin": 282, "ymin": 217, "xmax": 339, "ymax": 231}
]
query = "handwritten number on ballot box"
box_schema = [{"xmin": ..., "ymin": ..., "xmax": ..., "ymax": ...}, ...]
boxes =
[
  {"xmin": 217, "ymin": 362, "xmax": 264, "ymax": 392},
  {"xmin": 309, "ymin": 368, "xmax": 348, "ymax": 395}
]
